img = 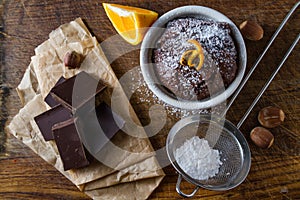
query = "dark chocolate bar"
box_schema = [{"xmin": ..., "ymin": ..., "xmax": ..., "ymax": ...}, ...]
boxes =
[
  {"xmin": 96, "ymin": 102, "xmax": 125, "ymax": 138},
  {"xmin": 50, "ymin": 71, "xmax": 106, "ymax": 113},
  {"xmin": 75, "ymin": 102, "xmax": 125, "ymax": 154},
  {"xmin": 52, "ymin": 118, "xmax": 90, "ymax": 171},
  {"xmin": 44, "ymin": 76, "xmax": 66, "ymax": 108},
  {"xmin": 34, "ymin": 104, "xmax": 72, "ymax": 141}
]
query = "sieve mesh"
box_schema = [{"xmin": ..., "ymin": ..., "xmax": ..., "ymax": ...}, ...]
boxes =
[
  {"xmin": 168, "ymin": 115, "xmax": 250, "ymax": 190},
  {"xmin": 198, "ymin": 123, "xmax": 243, "ymax": 186}
]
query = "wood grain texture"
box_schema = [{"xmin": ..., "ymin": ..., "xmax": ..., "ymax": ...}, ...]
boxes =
[{"xmin": 0, "ymin": 0, "xmax": 299, "ymax": 199}]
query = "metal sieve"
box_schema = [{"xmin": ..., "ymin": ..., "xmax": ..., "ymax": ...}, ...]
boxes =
[
  {"xmin": 166, "ymin": 2, "xmax": 299, "ymax": 197},
  {"xmin": 166, "ymin": 115, "xmax": 251, "ymax": 197}
]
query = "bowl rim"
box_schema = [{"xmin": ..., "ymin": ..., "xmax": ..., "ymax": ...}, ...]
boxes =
[{"xmin": 140, "ymin": 5, "xmax": 247, "ymax": 109}]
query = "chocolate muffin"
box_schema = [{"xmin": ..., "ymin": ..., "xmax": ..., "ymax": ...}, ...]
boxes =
[{"xmin": 153, "ymin": 17, "xmax": 238, "ymax": 101}]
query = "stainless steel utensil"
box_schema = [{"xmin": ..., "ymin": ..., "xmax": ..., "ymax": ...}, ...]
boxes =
[{"xmin": 167, "ymin": 114, "xmax": 251, "ymax": 197}]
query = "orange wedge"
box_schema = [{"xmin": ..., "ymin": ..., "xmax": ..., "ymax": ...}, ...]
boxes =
[{"xmin": 103, "ymin": 3, "xmax": 158, "ymax": 45}]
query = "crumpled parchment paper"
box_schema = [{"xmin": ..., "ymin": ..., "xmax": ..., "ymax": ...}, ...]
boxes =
[{"xmin": 8, "ymin": 18, "xmax": 164, "ymax": 200}]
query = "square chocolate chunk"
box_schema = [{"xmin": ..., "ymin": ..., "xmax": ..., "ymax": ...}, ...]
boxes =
[
  {"xmin": 75, "ymin": 102, "xmax": 125, "ymax": 154},
  {"xmin": 52, "ymin": 118, "xmax": 90, "ymax": 171},
  {"xmin": 50, "ymin": 71, "xmax": 106, "ymax": 113},
  {"xmin": 34, "ymin": 104, "xmax": 72, "ymax": 141}
]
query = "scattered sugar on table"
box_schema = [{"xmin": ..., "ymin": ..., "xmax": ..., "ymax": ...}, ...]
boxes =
[{"xmin": 174, "ymin": 136, "xmax": 222, "ymax": 180}]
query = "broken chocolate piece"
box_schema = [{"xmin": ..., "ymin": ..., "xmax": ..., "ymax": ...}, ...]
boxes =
[
  {"xmin": 50, "ymin": 71, "xmax": 106, "ymax": 113},
  {"xmin": 52, "ymin": 118, "xmax": 90, "ymax": 171},
  {"xmin": 44, "ymin": 76, "xmax": 66, "ymax": 107},
  {"xmin": 96, "ymin": 102, "xmax": 125, "ymax": 137},
  {"xmin": 34, "ymin": 104, "xmax": 72, "ymax": 141},
  {"xmin": 75, "ymin": 102, "xmax": 125, "ymax": 154}
]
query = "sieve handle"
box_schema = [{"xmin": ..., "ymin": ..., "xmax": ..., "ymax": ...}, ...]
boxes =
[
  {"xmin": 221, "ymin": 1, "xmax": 299, "ymax": 118},
  {"xmin": 176, "ymin": 174, "xmax": 200, "ymax": 198},
  {"xmin": 237, "ymin": 33, "xmax": 300, "ymax": 129}
]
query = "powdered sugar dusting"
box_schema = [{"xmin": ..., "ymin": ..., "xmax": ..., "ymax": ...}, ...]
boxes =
[
  {"xmin": 128, "ymin": 67, "xmax": 211, "ymax": 118},
  {"xmin": 175, "ymin": 136, "xmax": 222, "ymax": 180}
]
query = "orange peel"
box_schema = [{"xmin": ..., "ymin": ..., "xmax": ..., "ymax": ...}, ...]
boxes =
[{"xmin": 180, "ymin": 39, "xmax": 205, "ymax": 71}]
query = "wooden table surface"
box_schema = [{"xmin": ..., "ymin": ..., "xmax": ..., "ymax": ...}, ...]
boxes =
[{"xmin": 0, "ymin": 0, "xmax": 299, "ymax": 199}]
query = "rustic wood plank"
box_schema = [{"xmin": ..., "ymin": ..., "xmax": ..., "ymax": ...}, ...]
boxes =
[
  {"xmin": 0, "ymin": 0, "xmax": 9, "ymax": 158},
  {"xmin": 0, "ymin": 0, "xmax": 299, "ymax": 199}
]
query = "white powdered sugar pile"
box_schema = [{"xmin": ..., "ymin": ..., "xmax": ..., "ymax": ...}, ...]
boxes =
[{"xmin": 174, "ymin": 136, "xmax": 222, "ymax": 180}]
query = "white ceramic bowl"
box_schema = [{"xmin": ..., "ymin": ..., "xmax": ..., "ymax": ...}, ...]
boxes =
[{"xmin": 140, "ymin": 5, "xmax": 247, "ymax": 110}]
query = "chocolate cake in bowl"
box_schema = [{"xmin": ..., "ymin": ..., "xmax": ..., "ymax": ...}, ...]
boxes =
[
  {"xmin": 140, "ymin": 6, "xmax": 246, "ymax": 109},
  {"xmin": 153, "ymin": 17, "xmax": 238, "ymax": 100}
]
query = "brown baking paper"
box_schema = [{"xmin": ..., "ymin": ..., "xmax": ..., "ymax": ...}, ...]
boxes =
[{"xmin": 8, "ymin": 18, "xmax": 164, "ymax": 199}]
